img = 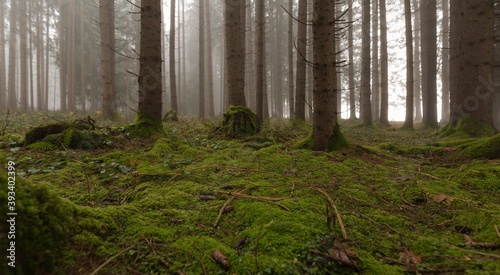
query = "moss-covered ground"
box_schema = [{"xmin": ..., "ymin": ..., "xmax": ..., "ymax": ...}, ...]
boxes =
[{"xmin": 1, "ymin": 113, "xmax": 499, "ymax": 274}]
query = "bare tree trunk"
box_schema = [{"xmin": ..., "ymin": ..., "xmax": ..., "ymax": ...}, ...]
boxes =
[
  {"xmin": 19, "ymin": 0, "xmax": 28, "ymax": 111},
  {"xmin": 225, "ymin": 0, "xmax": 246, "ymax": 107},
  {"xmin": 137, "ymin": 0, "xmax": 163, "ymax": 125},
  {"xmin": 287, "ymin": 0, "xmax": 294, "ymax": 117},
  {"xmin": 100, "ymin": 0, "xmax": 116, "ymax": 117},
  {"xmin": 45, "ymin": 3, "xmax": 50, "ymax": 111},
  {"xmin": 28, "ymin": 1, "xmax": 34, "ymax": 111},
  {"xmin": 379, "ymin": 0, "xmax": 389, "ymax": 125},
  {"xmin": 80, "ymin": 2, "xmax": 86, "ymax": 112},
  {"xmin": 255, "ymin": 0, "xmax": 265, "ymax": 123},
  {"xmin": 205, "ymin": 0, "xmax": 215, "ymax": 117},
  {"xmin": 371, "ymin": 0, "xmax": 379, "ymax": 121},
  {"xmin": 274, "ymin": 3, "xmax": 283, "ymax": 118},
  {"xmin": 306, "ymin": 0, "xmax": 313, "ymax": 120},
  {"xmin": 361, "ymin": 0, "xmax": 372, "ymax": 125},
  {"xmin": 294, "ymin": 0, "xmax": 307, "ymax": 121},
  {"xmin": 170, "ymin": 0, "xmax": 178, "ymax": 113},
  {"xmin": 420, "ymin": 0, "xmax": 437, "ymax": 128},
  {"xmin": 412, "ymin": 0, "xmax": 422, "ymax": 121},
  {"xmin": 347, "ymin": 0, "xmax": 356, "ymax": 120},
  {"xmin": 199, "ymin": 0, "xmax": 205, "ymax": 118},
  {"xmin": 402, "ymin": 0, "xmax": 414, "ymax": 129},
  {"xmin": 182, "ymin": 0, "xmax": 187, "ymax": 114},
  {"xmin": 36, "ymin": 0, "xmax": 44, "ymax": 111},
  {"xmin": 0, "ymin": 0, "xmax": 5, "ymax": 110},
  {"xmin": 7, "ymin": 0, "xmax": 18, "ymax": 109},
  {"xmin": 67, "ymin": 0, "xmax": 76, "ymax": 112},
  {"xmin": 441, "ymin": 0, "xmax": 450, "ymax": 123},
  {"xmin": 177, "ymin": 0, "xmax": 181, "ymax": 113}
]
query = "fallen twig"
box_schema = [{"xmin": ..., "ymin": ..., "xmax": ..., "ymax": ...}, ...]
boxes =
[
  {"xmin": 90, "ymin": 242, "xmax": 140, "ymax": 275},
  {"xmin": 396, "ymin": 169, "xmax": 440, "ymax": 180},
  {"xmin": 213, "ymin": 197, "xmax": 236, "ymax": 228},
  {"xmin": 311, "ymin": 187, "xmax": 348, "ymax": 240},
  {"xmin": 447, "ymin": 164, "xmax": 465, "ymax": 181},
  {"xmin": 447, "ymin": 244, "xmax": 500, "ymax": 259}
]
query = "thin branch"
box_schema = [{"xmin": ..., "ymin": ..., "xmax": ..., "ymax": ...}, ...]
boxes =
[{"xmin": 311, "ymin": 187, "xmax": 348, "ymax": 240}]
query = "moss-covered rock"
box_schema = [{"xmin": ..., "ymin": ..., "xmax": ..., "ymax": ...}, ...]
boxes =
[
  {"xmin": 24, "ymin": 122, "xmax": 72, "ymax": 145},
  {"xmin": 162, "ymin": 110, "xmax": 179, "ymax": 122},
  {"xmin": 217, "ymin": 105, "xmax": 259, "ymax": 138},
  {"xmin": 461, "ymin": 134, "xmax": 500, "ymax": 159}
]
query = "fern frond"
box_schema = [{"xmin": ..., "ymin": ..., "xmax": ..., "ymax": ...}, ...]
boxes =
[{"xmin": 27, "ymin": 141, "xmax": 58, "ymax": 151}]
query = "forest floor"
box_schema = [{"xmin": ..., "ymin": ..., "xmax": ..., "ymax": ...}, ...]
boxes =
[{"xmin": 1, "ymin": 112, "xmax": 499, "ymax": 274}]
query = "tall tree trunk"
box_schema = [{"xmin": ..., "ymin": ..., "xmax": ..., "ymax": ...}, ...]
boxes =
[
  {"xmin": 225, "ymin": 0, "xmax": 246, "ymax": 107},
  {"xmin": 420, "ymin": 0, "xmax": 437, "ymax": 128},
  {"xmin": 287, "ymin": 0, "xmax": 294, "ymax": 117},
  {"xmin": 294, "ymin": 0, "xmax": 307, "ymax": 121},
  {"xmin": 67, "ymin": 0, "xmax": 76, "ymax": 112},
  {"xmin": 205, "ymin": 0, "xmax": 215, "ymax": 117},
  {"xmin": 28, "ymin": 1, "xmax": 34, "ymax": 111},
  {"xmin": 7, "ymin": 0, "xmax": 18, "ymax": 109},
  {"xmin": 100, "ymin": 0, "xmax": 116, "ymax": 117},
  {"xmin": 0, "ymin": 0, "xmax": 5, "ymax": 110},
  {"xmin": 379, "ymin": 0, "xmax": 389, "ymax": 125},
  {"xmin": 361, "ymin": 0, "xmax": 372, "ymax": 125},
  {"xmin": 45, "ymin": 4, "xmax": 50, "ymax": 111},
  {"xmin": 306, "ymin": 0, "xmax": 313, "ymax": 120},
  {"xmin": 402, "ymin": 0, "xmax": 414, "ymax": 129},
  {"xmin": 450, "ymin": 0, "xmax": 494, "ymax": 128},
  {"xmin": 19, "ymin": 0, "xmax": 28, "ymax": 111},
  {"xmin": 441, "ymin": 0, "xmax": 450, "ymax": 123},
  {"xmin": 255, "ymin": 0, "xmax": 265, "ymax": 123},
  {"xmin": 412, "ymin": 0, "xmax": 422, "ymax": 121},
  {"xmin": 371, "ymin": 0, "xmax": 379, "ymax": 121},
  {"xmin": 494, "ymin": 0, "xmax": 500, "ymax": 130},
  {"xmin": 36, "ymin": 0, "xmax": 44, "ymax": 111},
  {"xmin": 136, "ymin": 0, "xmax": 163, "ymax": 125},
  {"xmin": 347, "ymin": 0, "xmax": 356, "ymax": 120},
  {"xmin": 274, "ymin": 3, "xmax": 283, "ymax": 118},
  {"xmin": 80, "ymin": 2, "xmax": 86, "ymax": 112},
  {"xmin": 170, "ymin": 0, "xmax": 178, "ymax": 113},
  {"xmin": 312, "ymin": 0, "xmax": 343, "ymax": 151},
  {"xmin": 199, "ymin": 0, "xmax": 205, "ymax": 118},
  {"xmin": 177, "ymin": 0, "xmax": 182, "ymax": 113},
  {"xmin": 181, "ymin": 0, "xmax": 187, "ymax": 114}
]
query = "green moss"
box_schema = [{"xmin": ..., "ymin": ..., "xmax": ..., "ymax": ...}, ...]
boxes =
[
  {"xmin": 24, "ymin": 122, "xmax": 72, "ymax": 145},
  {"xmin": 292, "ymin": 123, "xmax": 348, "ymax": 151},
  {"xmin": 162, "ymin": 110, "xmax": 178, "ymax": 122},
  {"xmin": 128, "ymin": 115, "xmax": 164, "ymax": 138},
  {"xmin": 461, "ymin": 134, "xmax": 500, "ymax": 159},
  {"xmin": 218, "ymin": 105, "xmax": 259, "ymax": 138},
  {"xmin": 440, "ymin": 116, "xmax": 495, "ymax": 139}
]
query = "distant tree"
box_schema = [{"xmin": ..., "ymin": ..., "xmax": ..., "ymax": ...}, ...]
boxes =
[
  {"xmin": 288, "ymin": 0, "xmax": 294, "ymax": 117},
  {"xmin": 347, "ymin": 0, "xmax": 356, "ymax": 120},
  {"xmin": 205, "ymin": 0, "xmax": 215, "ymax": 117},
  {"xmin": 19, "ymin": 0, "xmax": 28, "ymax": 111},
  {"xmin": 379, "ymin": 0, "xmax": 389, "ymax": 125},
  {"xmin": 441, "ymin": 0, "xmax": 450, "ymax": 123},
  {"xmin": 7, "ymin": 0, "xmax": 18, "ymax": 109},
  {"xmin": 0, "ymin": 0, "xmax": 5, "ymax": 110},
  {"xmin": 169, "ymin": 0, "xmax": 178, "ymax": 113},
  {"xmin": 67, "ymin": 0, "xmax": 76, "ymax": 112},
  {"xmin": 131, "ymin": 0, "xmax": 163, "ymax": 135},
  {"xmin": 371, "ymin": 0, "xmax": 379, "ymax": 121},
  {"xmin": 199, "ymin": 0, "xmax": 205, "ymax": 118},
  {"xmin": 225, "ymin": 0, "xmax": 246, "ymax": 107},
  {"xmin": 294, "ymin": 0, "xmax": 307, "ymax": 121},
  {"xmin": 255, "ymin": 0, "xmax": 265, "ymax": 123},
  {"xmin": 412, "ymin": 0, "xmax": 422, "ymax": 121},
  {"xmin": 420, "ymin": 0, "xmax": 437, "ymax": 128},
  {"xmin": 100, "ymin": 0, "xmax": 116, "ymax": 117},
  {"xmin": 449, "ymin": 0, "xmax": 494, "ymax": 130},
  {"xmin": 361, "ymin": 0, "xmax": 372, "ymax": 126},
  {"xmin": 273, "ymin": 2, "xmax": 284, "ymax": 118},
  {"xmin": 402, "ymin": 0, "xmax": 414, "ymax": 130}
]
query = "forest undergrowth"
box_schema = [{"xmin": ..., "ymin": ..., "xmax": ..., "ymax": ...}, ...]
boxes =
[{"xmin": 1, "ymin": 112, "xmax": 499, "ymax": 274}]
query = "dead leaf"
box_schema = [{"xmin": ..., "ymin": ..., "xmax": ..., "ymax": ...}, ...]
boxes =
[
  {"xmin": 211, "ymin": 249, "xmax": 230, "ymax": 269},
  {"xmin": 430, "ymin": 194, "xmax": 455, "ymax": 206},
  {"xmin": 399, "ymin": 249, "xmax": 422, "ymax": 264}
]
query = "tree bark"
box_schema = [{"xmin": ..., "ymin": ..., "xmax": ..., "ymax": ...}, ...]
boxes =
[
  {"xmin": 225, "ymin": 0, "xmax": 246, "ymax": 107},
  {"xmin": 255, "ymin": 0, "xmax": 265, "ymax": 123},
  {"xmin": 170, "ymin": 0, "xmax": 178, "ymax": 113},
  {"xmin": 371, "ymin": 0, "xmax": 379, "ymax": 121},
  {"xmin": 288, "ymin": 0, "xmax": 294, "ymax": 117},
  {"xmin": 379, "ymin": 0, "xmax": 389, "ymax": 125},
  {"xmin": 100, "ymin": 0, "xmax": 116, "ymax": 117},
  {"xmin": 420, "ymin": 0, "xmax": 437, "ymax": 128},
  {"xmin": 347, "ymin": 0, "xmax": 356, "ymax": 120},
  {"xmin": 361, "ymin": 0, "xmax": 372, "ymax": 125},
  {"xmin": 412, "ymin": 0, "xmax": 422, "ymax": 121},
  {"xmin": 294, "ymin": 0, "xmax": 307, "ymax": 121},
  {"xmin": 441, "ymin": 0, "xmax": 450, "ymax": 123},
  {"xmin": 205, "ymin": 0, "xmax": 215, "ymax": 117},
  {"xmin": 19, "ymin": 0, "xmax": 28, "ymax": 111},
  {"xmin": 402, "ymin": 0, "xmax": 414, "ymax": 129},
  {"xmin": 0, "ymin": 0, "xmax": 5, "ymax": 110},
  {"xmin": 199, "ymin": 0, "xmax": 205, "ymax": 118}
]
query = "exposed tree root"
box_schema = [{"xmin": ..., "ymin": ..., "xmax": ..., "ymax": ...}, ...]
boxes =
[{"xmin": 311, "ymin": 187, "xmax": 348, "ymax": 240}]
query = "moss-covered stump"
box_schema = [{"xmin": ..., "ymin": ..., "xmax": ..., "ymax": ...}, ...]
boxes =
[
  {"xmin": 163, "ymin": 110, "xmax": 179, "ymax": 122},
  {"xmin": 0, "ymin": 168, "xmax": 102, "ymax": 274},
  {"xmin": 218, "ymin": 105, "xmax": 258, "ymax": 138},
  {"xmin": 439, "ymin": 116, "xmax": 495, "ymax": 139},
  {"xmin": 128, "ymin": 116, "xmax": 165, "ymax": 138},
  {"xmin": 461, "ymin": 134, "xmax": 500, "ymax": 159},
  {"xmin": 292, "ymin": 123, "xmax": 349, "ymax": 151},
  {"xmin": 24, "ymin": 122, "xmax": 72, "ymax": 145}
]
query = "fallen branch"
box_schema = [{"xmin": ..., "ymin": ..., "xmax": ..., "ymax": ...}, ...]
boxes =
[
  {"xmin": 447, "ymin": 244, "xmax": 500, "ymax": 259},
  {"xmin": 396, "ymin": 169, "xmax": 440, "ymax": 180},
  {"xmin": 311, "ymin": 187, "xmax": 348, "ymax": 240},
  {"xmin": 90, "ymin": 242, "xmax": 140, "ymax": 275}
]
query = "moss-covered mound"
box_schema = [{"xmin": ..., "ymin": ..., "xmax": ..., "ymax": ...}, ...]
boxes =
[
  {"xmin": 293, "ymin": 123, "xmax": 349, "ymax": 151},
  {"xmin": 460, "ymin": 133, "xmax": 500, "ymax": 159},
  {"xmin": 128, "ymin": 116, "xmax": 164, "ymax": 138},
  {"xmin": 0, "ymin": 167, "xmax": 103, "ymax": 274},
  {"xmin": 217, "ymin": 105, "xmax": 259, "ymax": 138},
  {"xmin": 162, "ymin": 110, "xmax": 178, "ymax": 122},
  {"xmin": 24, "ymin": 122, "xmax": 73, "ymax": 145},
  {"xmin": 439, "ymin": 116, "xmax": 495, "ymax": 139}
]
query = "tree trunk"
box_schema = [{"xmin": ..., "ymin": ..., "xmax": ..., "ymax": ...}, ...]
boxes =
[
  {"xmin": 371, "ymin": 0, "xmax": 379, "ymax": 121},
  {"xmin": 80, "ymin": 1, "xmax": 86, "ymax": 112},
  {"xmin": 379, "ymin": 0, "xmax": 389, "ymax": 125},
  {"xmin": 273, "ymin": 2, "xmax": 283, "ymax": 118},
  {"xmin": 19, "ymin": 0, "xmax": 28, "ymax": 111},
  {"xmin": 45, "ymin": 4, "xmax": 50, "ymax": 111},
  {"xmin": 36, "ymin": 0, "xmax": 43, "ymax": 111},
  {"xmin": 306, "ymin": 0, "xmax": 313, "ymax": 120},
  {"xmin": 294, "ymin": 0, "xmax": 307, "ymax": 121},
  {"xmin": 287, "ymin": 0, "xmax": 294, "ymax": 117},
  {"xmin": 170, "ymin": 0, "xmax": 178, "ymax": 113},
  {"xmin": 449, "ymin": 0, "xmax": 494, "ymax": 129},
  {"xmin": 135, "ymin": 0, "xmax": 163, "ymax": 128},
  {"xmin": 67, "ymin": 0, "xmax": 75, "ymax": 112},
  {"xmin": 100, "ymin": 0, "xmax": 116, "ymax": 117},
  {"xmin": 0, "ymin": 0, "xmax": 5, "ymax": 110},
  {"xmin": 347, "ymin": 0, "xmax": 356, "ymax": 120},
  {"xmin": 441, "ymin": 0, "xmax": 450, "ymax": 123},
  {"xmin": 198, "ymin": 0, "xmax": 205, "ymax": 118},
  {"xmin": 225, "ymin": 0, "xmax": 246, "ymax": 107},
  {"xmin": 181, "ymin": 0, "xmax": 187, "ymax": 115},
  {"xmin": 420, "ymin": 0, "xmax": 437, "ymax": 128},
  {"xmin": 402, "ymin": 0, "xmax": 414, "ymax": 129},
  {"xmin": 412, "ymin": 0, "xmax": 422, "ymax": 121},
  {"xmin": 495, "ymin": 0, "xmax": 500, "ymax": 130},
  {"xmin": 205, "ymin": 0, "xmax": 215, "ymax": 117},
  {"xmin": 7, "ymin": 0, "xmax": 18, "ymax": 109},
  {"xmin": 255, "ymin": 0, "xmax": 265, "ymax": 123},
  {"xmin": 361, "ymin": 0, "xmax": 372, "ymax": 125}
]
